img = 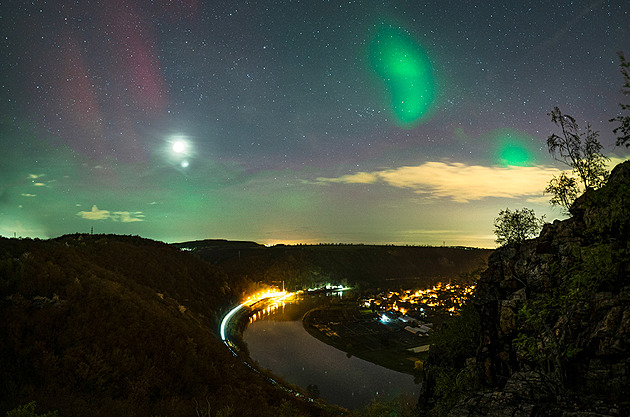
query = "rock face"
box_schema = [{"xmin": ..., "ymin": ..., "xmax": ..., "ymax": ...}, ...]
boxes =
[{"xmin": 465, "ymin": 161, "xmax": 630, "ymax": 416}]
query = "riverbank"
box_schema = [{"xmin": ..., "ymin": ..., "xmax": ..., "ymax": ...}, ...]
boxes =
[
  {"xmin": 238, "ymin": 294, "xmax": 421, "ymax": 409},
  {"xmin": 302, "ymin": 302, "xmax": 428, "ymax": 376}
]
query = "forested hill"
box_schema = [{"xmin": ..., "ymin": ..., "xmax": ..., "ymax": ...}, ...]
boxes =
[
  {"xmin": 174, "ymin": 241, "xmax": 493, "ymax": 290},
  {"xmin": 0, "ymin": 234, "xmax": 328, "ymax": 417}
]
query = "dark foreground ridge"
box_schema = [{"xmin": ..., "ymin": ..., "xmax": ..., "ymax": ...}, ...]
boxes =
[
  {"xmin": 0, "ymin": 235, "xmax": 327, "ymax": 417},
  {"xmin": 422, "ymin": 160, "xmax": 630, "ymax": 416}
]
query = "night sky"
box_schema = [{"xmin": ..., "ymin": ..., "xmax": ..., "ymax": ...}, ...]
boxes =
[{"xmin": 1, "ymin": 1, "xmax": 628, "ymax": 247}]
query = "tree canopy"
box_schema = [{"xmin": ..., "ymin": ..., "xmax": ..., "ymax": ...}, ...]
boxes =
[
  {"xmin": 547, "ymin": 107, "xmax": 608, "ymax": 190},
  {"xmin": 544, "ymin": 172, "xmax": 580, "ymax": 214},
  {"xmin": 494, "ymin": 208, "xmax": 545, "ymax": 246},
  {"xmin": 609, "ymin": 51, "xmax": 630, "ymax": 148},
  {"xmin": 0, "ymin": 235, "xmax": 321, "ymax": 417}
]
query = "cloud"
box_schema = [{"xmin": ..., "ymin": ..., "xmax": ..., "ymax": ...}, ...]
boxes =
[
  {"xmin": 78, "ymin": 205, "xmax": 110, "ymax": 220},
  {"xmin": 316, "ymin": 161, "xmax": 561, "ymax": 202},
  {"xmin": 525, "ymin": 195, "xmax": 553, "ymax": 204},
  {"xmin": 324, "ymin": 171, "xmax": 380, "ymax": 184},
  {"xmin": 113, "ymin": 211, "xmax": 145, "ymax": 222},
  {"xmin": 77, "ymin": 205, "xmax": 144, "ymax": 222}
]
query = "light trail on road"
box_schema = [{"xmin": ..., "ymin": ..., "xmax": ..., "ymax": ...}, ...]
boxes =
[
  {"xmin": 218, "ymin": 288, "xmax": 319, "ymax": 405},
  {"xmin": 220, "ymin": 301, "xmax": 247, "ymax": 341},
  {"xmin": 220, "ymin": 289, "xmax": 292, "ymax": 342}
]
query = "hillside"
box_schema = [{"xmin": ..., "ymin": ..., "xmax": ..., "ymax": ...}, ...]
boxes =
[
  {"xmin": 0, "ymin": 235, "xmax": 327, "ymax": 417},
  {"xmin": 421, "ymin": 160, "xmax": 630, "ymax": 416},
  {"xmin": 176, "ymin": 242, "xmax": 492, "ymax": 291}
]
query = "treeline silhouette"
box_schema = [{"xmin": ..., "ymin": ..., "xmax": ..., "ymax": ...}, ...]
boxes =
[
  {"xmin": 179, "ymin": 240, "xmax": 492, "ymax": 291},
  {"xmin": 0, "ymin": 234, "xmax": 326, "ymax": 417}
]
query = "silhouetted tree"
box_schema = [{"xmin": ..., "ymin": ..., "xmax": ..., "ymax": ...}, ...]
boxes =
[
  {"xmin": 609, "ymin": 51, "xmax": 630, "ymax": 148},
  {"xmin": 547, "ymin": 107, "xmax": 608, "ymax": 190},
  {"xmin": 494, "ymin": 208, "xmax": 545, "ymax": 246},
  {"xmin": 544, "ymin": 171, "xmax": 579, "ymax": 213}
]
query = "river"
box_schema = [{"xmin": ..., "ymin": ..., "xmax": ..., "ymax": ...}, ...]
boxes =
[{"xmin": 241, "ymin": 293, "xmax": 421, "ymax": 409}]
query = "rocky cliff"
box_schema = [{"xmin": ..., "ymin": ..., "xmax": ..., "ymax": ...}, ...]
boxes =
[{"xmin": 455, "ymin": 161, "xmax": 630, "ymax": 416}]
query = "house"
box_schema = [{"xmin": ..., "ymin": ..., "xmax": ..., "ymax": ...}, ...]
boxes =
[
  {"xmin": 408, "ymin": 344, "xmax": 430, "ymax": 353},
  {"xmin": 398, "ymin": 315, "xmax": 416, "ymax": 324},
  {"xmin": 404, "ymin": 325, "xmax": 428, "ymax": 335},
  {"xmin": 418, "ymin": 324, "xmax": 431, "ymax": 333}
]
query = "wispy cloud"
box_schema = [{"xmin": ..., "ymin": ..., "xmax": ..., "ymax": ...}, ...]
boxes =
[
  {"xmin": 113, "ymin": 211, "xmax": 145, "ymax": 222},
  {"xmin": 77, "ymin": 205, "xmax": 145, "ymax": 222},
  {"xmin": 525, "ymin": 195, "xmax": 553, "ymax": 204},
  {"xmin": 316, "ymin": 161, "xmax": 561, "ymax": 202}
]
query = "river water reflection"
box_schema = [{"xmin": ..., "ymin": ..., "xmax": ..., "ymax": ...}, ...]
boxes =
[{"xmin": 242, "ymin": 294, "xmax": 420, "ymax": 409}]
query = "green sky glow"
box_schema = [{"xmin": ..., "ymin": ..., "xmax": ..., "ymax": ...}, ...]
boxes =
[
  {"xmin": 2, "ymin": 2, "xmax": 626, "ymax": 249},
  {"xmin": 491, "ymin": 128, "xmax": 538, "ymax": 167},
  {"xmin": 499, "ymin": 145, "xmax": 530, "ymax": 166},
  {"xmin": 369, "ymin": 24, "xmax": 435, "ymax": 128}
]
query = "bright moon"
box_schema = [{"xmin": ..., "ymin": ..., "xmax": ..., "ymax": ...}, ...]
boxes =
[{"xmin": 172, "ymin": 140, "xmax": 187, "ymax": 154}]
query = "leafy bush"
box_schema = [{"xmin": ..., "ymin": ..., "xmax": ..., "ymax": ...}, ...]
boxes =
[
  {"xmin": 494, "ymin": 208, "xmax": 545, "ymax": 246},
  {"xmin": 6, "ymin": 402, "xmax": 59, "ymax": 417}
]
